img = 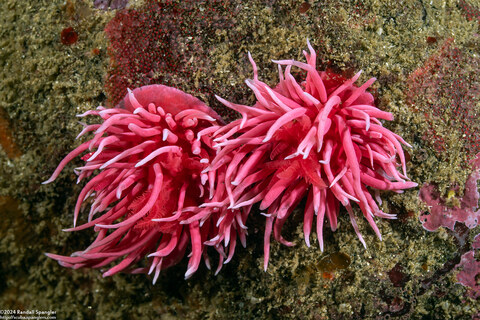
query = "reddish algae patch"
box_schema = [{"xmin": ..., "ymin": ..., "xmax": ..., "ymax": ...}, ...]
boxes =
[
  {"xmin": 0, "ymin": 107, "xmax": 21, "ymax": 159},
  {"xmin": 407, "ymin": 38, "xmax": 480, "ymax": 160},
  {"xmin": 458, "ymin": 0, "xmax": 480, "ymax": 23},
  {"xmin": 104, "ymin": 0, "xmax": 235, "ymax": 107},
  {"xmin": 60, "ymin": 27, "xmax": 78, "ymax": 45}
]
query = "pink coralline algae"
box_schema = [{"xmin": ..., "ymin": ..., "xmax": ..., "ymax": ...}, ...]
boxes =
[
  {"xmin": 419, "ymin": 154, "xmax": 480, "ymax": 231},
  {"xmin": 43, "ymin": 85, "xmax": 248, "ymax": 281},
  {"xmin": 203, "ymin": 41, "xmax": 417, "ymax": 269},
  {"xmin": 419, "ymin": 154, "xmax": 480, "ymax": 299},
  {"xmin": 456, "ymin": 233, "xmax": 480, "ymax": 299}
]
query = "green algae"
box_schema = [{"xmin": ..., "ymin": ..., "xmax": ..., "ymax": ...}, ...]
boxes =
[{"xmin": 0, "ymin": 0, "xmax": 479, "ymax": 319}]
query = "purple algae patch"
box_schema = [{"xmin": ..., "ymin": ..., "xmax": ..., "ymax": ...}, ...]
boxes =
[{"xmin": 94, "ymin": 0, "xmax": 128, "ymax": 10}]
